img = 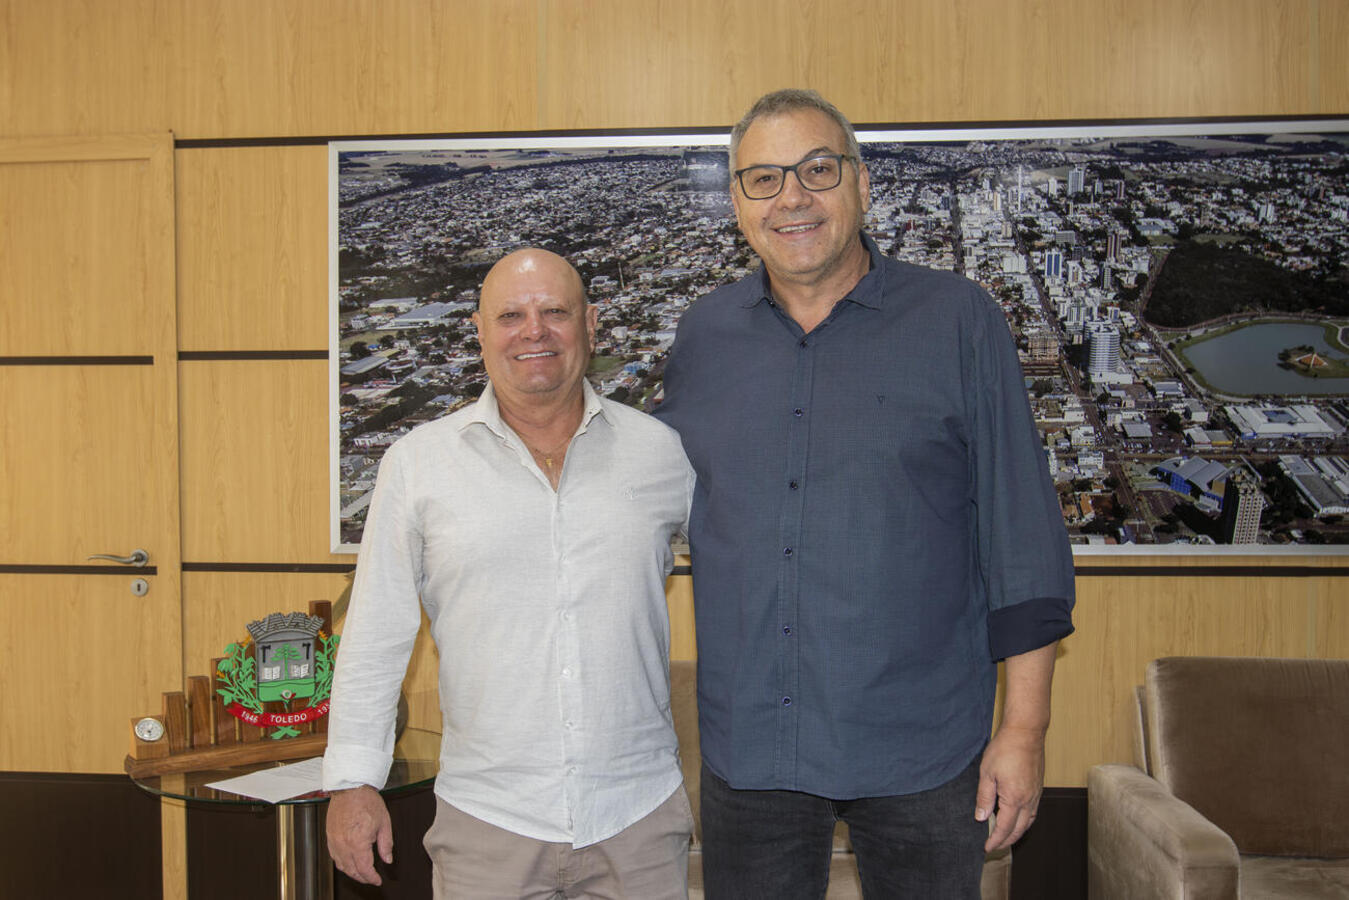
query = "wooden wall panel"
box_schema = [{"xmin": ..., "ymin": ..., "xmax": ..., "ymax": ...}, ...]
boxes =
[
  {"xmin": 0, "ymin": 367, "xmax": 159, "ymax": 562},
  {"xmin": 538, "ymin": 0, "xmax": 780, "ymax": 130},
  {"xmin": 0, "ymin": 0, "xmax": 539, "ymax": 139},
  {"xmin": 340, "ymin": 0, "xmax": 1345, "ymax": 129},
  {"xmin": 0, "ymin": 152, "xmax": 160, "ymax": 356},
  {"xmin": 1319, "ymin": 0, "xmax": 1349, "ymax": 112},
  {"xmin": 165, "ymin": 0, "xmax": 539, "ymax": 139},
  {"xmin": 0, "ymin": 575, "xmax": 183, "ymax": 772},
  {"xmin": 0, "ymin": 1, "xmax": 172, "ymax": 138},
  {"xmin": 1072, "ymin": 0, "xmax": 1314, "ymax": 119},
  {"xmin": 176, "ymin": 147, "xmax": 328, "ymax": 351},
  {"xmin": 1313, "ymin": 576, "xmax": 1349, "ymax": 659},
  {"xmin": 178, "ymin": 360, "xmax": 338, "ymax": 562},
  {"xmin": 2, "ymin": 0, "xmax": 1344, "ymax": 141}
]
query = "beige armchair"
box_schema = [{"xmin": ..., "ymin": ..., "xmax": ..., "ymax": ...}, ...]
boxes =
[
  {"xmin": 670, "ymin": 660, "xmax": 1012, "ymax": 899},
  {"xmin": 1088, "ymin": 656, "xmax": 1349, "ymax": 899}
]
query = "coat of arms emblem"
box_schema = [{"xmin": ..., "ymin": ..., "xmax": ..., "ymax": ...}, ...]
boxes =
[{"xmin": 216, "ymin": 611, "xmax": 340, "ymax": 739}]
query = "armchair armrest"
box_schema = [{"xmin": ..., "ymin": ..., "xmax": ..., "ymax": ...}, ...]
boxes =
[{"xmin": 1088, "ymin": 764, "xmax": 1239, "ymax": 900}]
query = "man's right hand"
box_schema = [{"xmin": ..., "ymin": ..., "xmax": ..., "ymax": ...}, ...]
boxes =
[{"xmin": 326, "ymin": 785, "xmax": 394, "ymax": 885}]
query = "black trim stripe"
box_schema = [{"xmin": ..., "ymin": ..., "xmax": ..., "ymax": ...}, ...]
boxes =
[
  {"xmin": 181, "ymin": 563, "xmax": 1349, "ymax": 577},
  {"xmin": 181, "ymin": 562, "xmax": 355, "ymax": 574},
  {"xmin": 172, "ymin": 114, "xmax": 1349, "ymax": 151},
  {"xmin": 3, "ymin": 563, "xmax": 1342, "ymax": 578},
  {"xmin": 178, "ymin": 350, "xmax": 329, "ymax": 361},
  {"xmin": 0, "ymin": 356, "xmax": 154, "ymax": 366},
  {"xmin": 0, "ymin": 564, "xmax": 159, "ymax": 575},
  {"xmin": 1074, "ymin": 565, "xmax": 1349, "ymax": 578}
]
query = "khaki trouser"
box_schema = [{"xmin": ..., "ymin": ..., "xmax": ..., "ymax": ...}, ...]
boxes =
[{"xmin": 424, "ymin": 786, "xmax": 694, "ymax": 899}]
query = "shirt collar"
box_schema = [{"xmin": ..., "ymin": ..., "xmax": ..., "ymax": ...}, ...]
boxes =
[
  {"xmin": 740, "ymin": 231, "xmax": 887, "ymax": 311},
  {"xmin": 460, "ymin": 379, "xmax": 607, "ymax": 442}
]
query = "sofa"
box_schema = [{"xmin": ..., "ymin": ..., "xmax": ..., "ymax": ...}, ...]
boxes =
[
  {"xmin": 669, "ymin": 659, "xmax": 1012, "ymax": 899},
  {"xmin": 1087, "ymin": 656, "xmax": 1349, "ymax": 899}
]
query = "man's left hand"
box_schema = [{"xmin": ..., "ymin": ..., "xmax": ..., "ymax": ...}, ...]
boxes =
[{"xmin": 975, "ymin": 723, "xmax": 1046, "ymax": 851}]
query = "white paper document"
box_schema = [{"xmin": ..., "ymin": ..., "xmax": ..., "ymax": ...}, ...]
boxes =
[{"xmin": 206, "ymin": 756, "xmax": 326, "ymax": 804}]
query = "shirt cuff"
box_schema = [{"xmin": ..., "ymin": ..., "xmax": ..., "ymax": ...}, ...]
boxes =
[
  {"xmin": 987, "ymin": 596, "xmax": 1075, "ymax": 662},
  {"xmin": 321, "ymin": 743, "xmax": 395, "ymax": 792}
]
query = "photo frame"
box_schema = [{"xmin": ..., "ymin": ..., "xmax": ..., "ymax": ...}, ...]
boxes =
[{"xmin": 331, "ymin": 118, "xmax": 1349, "ymax": 555}]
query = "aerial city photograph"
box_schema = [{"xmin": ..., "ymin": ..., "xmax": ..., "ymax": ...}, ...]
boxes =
[{"xmin": 332, "ymin": 125, "xmax": 1349, "ymax": 551}]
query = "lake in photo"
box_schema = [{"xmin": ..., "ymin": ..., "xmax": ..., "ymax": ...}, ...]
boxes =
[{"xmin": 1180, "ymin": 322, "xmax": 1349, "ymax": 396}]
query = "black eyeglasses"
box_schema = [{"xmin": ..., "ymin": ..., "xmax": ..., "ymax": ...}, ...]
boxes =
[{"xmin": 733, "ymin": 154, "xmax": 855, "ymax": 200}]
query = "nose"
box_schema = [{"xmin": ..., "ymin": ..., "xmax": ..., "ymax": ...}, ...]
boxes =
[
  {"xmin": 521, "ymin": 308, "xmax": 546, "ymax": 338},
  {"xmin": 777, "ymin": 168, "xmax": 813, "ymax": 206}
]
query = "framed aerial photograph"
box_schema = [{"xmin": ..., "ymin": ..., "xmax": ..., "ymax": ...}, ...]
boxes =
[{"xmin": 331, "ymin": 118, "xmax": 1349, "ymax": 555}]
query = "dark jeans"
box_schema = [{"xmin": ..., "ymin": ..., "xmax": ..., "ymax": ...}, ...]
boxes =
[{"xmin": 700, "ymin": 755, "xmax": 987, "ymax": 899}]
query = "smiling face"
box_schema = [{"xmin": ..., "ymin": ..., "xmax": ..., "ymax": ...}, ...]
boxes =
[
  {"xmin": 731, "ymin": 108, "xmax": 871, "ymax": 296},
  {"xmin": 472, "ymin": 249, "xmax": 596, "ymax": 410}
]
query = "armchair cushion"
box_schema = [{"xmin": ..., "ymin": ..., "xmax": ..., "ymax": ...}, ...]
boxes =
[
  {"xmin": 1240, "ymin": 855, "xmax": 1349, "ymax": 899},
  {"xmin": 1145, "ymin": 657, "xmax": 1349, "ymax": 857}
]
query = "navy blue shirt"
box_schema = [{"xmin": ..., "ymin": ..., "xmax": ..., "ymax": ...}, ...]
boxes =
[{"xmin": 655, "ymin": 234, "xmax": 1075, "ymax": 799}]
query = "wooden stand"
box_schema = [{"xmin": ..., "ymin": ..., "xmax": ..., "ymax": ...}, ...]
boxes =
[{"xmin": 125, "ymin": 601, "xmax": 333, "ymax": 778}]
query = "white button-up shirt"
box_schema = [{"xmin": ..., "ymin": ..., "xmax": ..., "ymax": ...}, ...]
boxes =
[{"xmin": 322, "ymin": 381, "xmax": 694, "ymax": 847}]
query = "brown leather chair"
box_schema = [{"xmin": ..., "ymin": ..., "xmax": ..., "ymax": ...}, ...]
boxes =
[
  {"xmin": 670, "ymin": 660, "xmax": 1012, "ymax": 899},
  {"xmin": 1088, "ymin": 656, "xmax": 1349, "ymax": 899}
]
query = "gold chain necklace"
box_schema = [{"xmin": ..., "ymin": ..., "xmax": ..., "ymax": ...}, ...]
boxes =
[{"xmin": 526, "ymin": 435, "xmax": 571, "ymax": 470}]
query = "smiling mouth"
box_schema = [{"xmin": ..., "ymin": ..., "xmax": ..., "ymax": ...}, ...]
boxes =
[
  {"xmin": 774, "ymin": 223, "xmax": 820, "ymax": 234},
  {"xmin": 515, "ymin": 351, "xmax": 557, "ymax": 360}
]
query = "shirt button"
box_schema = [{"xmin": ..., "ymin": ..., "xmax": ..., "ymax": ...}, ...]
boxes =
[
  {"xmin": 782, "ymin": 696, "xmax": 792, "ymax": 706},
  {"xmin": 793, "ymin": 407, "xmax": 804, "ymax": 417},
  {"xmin": 783, "ymin": 625, "xmax": 792, "ymax": 635},
  {"xmin": 561, "ymin": 667, "xmax": 573, "ymax": 678},
  {"xmin": 799, "ymin": 338, "xmax": 808, "ymax": 348},
  {"xmin": 783, "ymin": 547, "xmax": 793, "ymax": 557},
  {"xmin": 789, "ymin": 480, "xmax": 799, "ymax": 490}
]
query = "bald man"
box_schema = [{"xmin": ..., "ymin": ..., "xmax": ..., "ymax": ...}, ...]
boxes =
[{"xmin": 323, "ymin": 249, "xmax": 696, "ymax": 898}]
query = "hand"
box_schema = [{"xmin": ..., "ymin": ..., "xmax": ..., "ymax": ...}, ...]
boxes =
[
  {"xmin": 975, "ymin": 724, "xmax": 1046, "ymax": 852},
  {"xmin": 326, "ymin": 785, "xmax": 394, "ymax": 885}
]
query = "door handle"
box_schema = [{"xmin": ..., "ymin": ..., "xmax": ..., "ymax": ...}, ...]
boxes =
[{"xmin": 87, "ymin": 548, "xmax": 150, "ymax": 567}]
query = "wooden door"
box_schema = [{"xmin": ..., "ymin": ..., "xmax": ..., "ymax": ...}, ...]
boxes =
[{"xmin": 0, "ymin": 134, "xmax": 182, "ymax": 774}]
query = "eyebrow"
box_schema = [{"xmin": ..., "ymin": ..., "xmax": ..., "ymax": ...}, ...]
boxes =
[{"xmin": 745, "ymin": 146, "xmax": 837, "ymax": 168}]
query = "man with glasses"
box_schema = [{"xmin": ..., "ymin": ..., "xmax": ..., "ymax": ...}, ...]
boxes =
[{"xmin": 654, "ymin": 90, "xmax": 1075, "ymax": 897}]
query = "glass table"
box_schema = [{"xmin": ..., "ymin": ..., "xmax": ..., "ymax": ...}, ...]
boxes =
[{"xmin": 132, "ymin": 728, "xmax": 440, "ymax": 900}]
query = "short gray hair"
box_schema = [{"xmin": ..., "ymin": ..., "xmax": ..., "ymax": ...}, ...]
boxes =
[{"xmin": 728, "ymin": 89, "xmax": 862, "ymax": 172}]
